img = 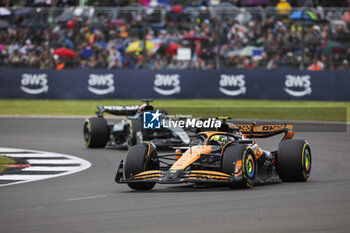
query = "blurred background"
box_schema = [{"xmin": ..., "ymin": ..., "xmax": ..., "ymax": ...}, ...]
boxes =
[{"xmin": 0, "ymin": 0, "xmax": 349, "ymax": 71}]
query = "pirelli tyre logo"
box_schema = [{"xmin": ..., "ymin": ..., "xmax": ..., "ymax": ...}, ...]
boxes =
[
  {"xmin": 20, "ymin": 73, "xmax": 48, "ymax": 95},
  {"xmin": 219, "ymin": 74, "xmax": 246, "ymax": 96},
  {"xmin": 153, "ymin": 74, "xmax": 181, "ymax": 95},
  {"xmin": 284, "ymin": 75, "xmax": 312, "ymax": 97},
  {"xmin": 87, "ymin": 74, "xmax": 115, "ymax": 95}
]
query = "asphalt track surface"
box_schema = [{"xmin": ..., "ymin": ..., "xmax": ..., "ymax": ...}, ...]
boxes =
[{"xmin": 0, "ymin": 118, "xmax": 349, "ymax": 233}]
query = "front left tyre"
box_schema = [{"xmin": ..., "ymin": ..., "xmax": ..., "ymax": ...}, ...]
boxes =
[
  {"xmin": 83, "ymin": 117, "xmax": 109, "ymax": 148},
  {"xmin": 124, "ymin": 143, "xmax": 159, "ymax": 190}
]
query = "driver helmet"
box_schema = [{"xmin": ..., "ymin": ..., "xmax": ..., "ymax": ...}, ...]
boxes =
[
  {"xmin": 209, "ymin": 135, "xmax": 228, "ymax": 146},
  {"xmin": 138, "ymin": 104, "xmax": 154, "ymax": 112}
]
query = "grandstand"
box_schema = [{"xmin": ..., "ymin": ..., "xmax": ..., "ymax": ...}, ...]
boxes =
[{"xmin": 0, "ymin": 0, "xmax": 349, "ymax": 70}]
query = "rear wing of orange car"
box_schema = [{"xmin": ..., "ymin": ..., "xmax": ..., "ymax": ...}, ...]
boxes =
[{"xmin": 235, "ymin": 123, "xmax": 294, "ymax": 140}]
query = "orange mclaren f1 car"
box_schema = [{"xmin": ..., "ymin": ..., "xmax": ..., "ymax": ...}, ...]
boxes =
[{"xmin": 115, "ymin": 123, "xmax": 311, "ymax": 190}]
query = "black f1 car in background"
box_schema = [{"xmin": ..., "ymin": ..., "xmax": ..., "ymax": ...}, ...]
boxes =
[
  {"xmin": 115, "ymin": 123, "xmax": 312, "ymax": 190},
  {"xmin": 83, "ymin": 100, "xmax": 192, "ymax": 149}
]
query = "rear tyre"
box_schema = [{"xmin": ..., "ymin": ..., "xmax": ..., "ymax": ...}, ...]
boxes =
[
  {"xmin": 222, "ymin": 145, "xmax": 257, "ymax": 189},
  {"xmin": 84, "ymin": 117, "xmax": 109, "ymax": 148},
  {"xmin": 124, "ymin": 144, "xmax": 159, "ymax": 190},
  {"xmin": 277, "ymin": 139, "xmax": 311, "ymax": 182}
]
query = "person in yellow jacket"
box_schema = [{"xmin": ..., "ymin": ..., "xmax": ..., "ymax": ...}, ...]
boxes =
[{"xmin": 276, "ymin": 0, "xmax": 291, "ymax": 15}]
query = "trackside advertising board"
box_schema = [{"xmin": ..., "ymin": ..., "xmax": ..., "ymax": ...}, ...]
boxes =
[{"xmin": 0, "ymin": 69, "xmax": 349, "ymax": 100}]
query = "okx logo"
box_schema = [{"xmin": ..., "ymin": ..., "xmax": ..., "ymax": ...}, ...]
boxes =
[{"xmin": 143, "ymin": 110, "xmax": 161, "ymax": 129}]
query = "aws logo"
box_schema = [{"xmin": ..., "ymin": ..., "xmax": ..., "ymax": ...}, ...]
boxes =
[
  {"xmin": 284, "ymin": 75, "xmax": 312, "ymax": 97},
  {"xmin": 87, "ymin": 74, "xmax": 115, "ymax": 95},
  {"xmin": 20, "ymin": 73, "xmax": 48, "ymax": 94},
  {"xmin": 219, "ymin": 74, "xmax": 246, "ymax": 96},
  {"xmin": 153, "ymin": 74, "xmax": 181, "ymax": 95}
]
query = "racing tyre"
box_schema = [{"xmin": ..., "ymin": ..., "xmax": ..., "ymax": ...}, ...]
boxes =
[
  {"xmin": 124, "ymin": 144, "xmax": 159, "ymax": 190},
  {"xmin": 277, "ymin": 139, "xmax": 311, "ymax": 182},
  {"xmin": 222, "ymin": 145, "xmax": 257, "ymax": 189},
  {"xmin": 84, "ymin": 117, "xmax": 109, "ymax": 148}
]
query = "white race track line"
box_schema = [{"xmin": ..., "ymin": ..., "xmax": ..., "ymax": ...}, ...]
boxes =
[
  {"xmin": 62, "ymin": 195, "xmax": 106, "ymax": 202},
  {"xmin": 1, "ymin": 153, "xmax": 63, "ymax": 158},
  {"xmin": 22, "ymin": 166, "xmax": 78, "ymax": 172},
  {"xmin": 0, "ymin": 175, "xmax": 54, "ymax": 181},
  {"xmin": 0, "ymin": 147, "xmax": 91, "ymax": 187},
  {"xmin": 27, "ymin": 159, "xmax": 79, "ymax": 164}
]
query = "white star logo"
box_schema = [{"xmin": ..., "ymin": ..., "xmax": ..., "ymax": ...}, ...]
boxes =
[{"xmin": 150, "ymin": 110, "xmax": 161, "ymax": 122}]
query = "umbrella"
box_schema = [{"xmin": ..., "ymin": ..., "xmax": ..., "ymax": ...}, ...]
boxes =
[
  {"xmin": 14, "ymin": 8, "xmax": 34, "ymax": 17},
  {"xmin": 290, "ymin": 10, "xmax": 317, "ymax": 21},
  {"xmin": 126, "ymin": 40, "xmax": 155, "ymax": 53},
  {"xmin": 330, "ymin": 20, "xmax": 349, "ymax": 33},
  {"xmin": 157, "ymin": 42, "xmax": 179, "ymax": 56},
  {"xmin": 181, "ymin": 32, "xmax": 208, "ymax": 41},
  {"xmin": 20, "ymin": 19, "xmax": 46, "ymax": 29},
  {"xmin": 0, "ymin": 7, "xmax": 11, "ymax": 16},
  {"xmin": 165, "ymin": 43, "xmax": 179, "ymax": 56},
  {"xmin": 109, "ymin": 19, "xmax": 126, "ymax": 26},
  {"xmin": 172, "ymin": 5, "xmax": 182, "ymax": 13},
  {"xmin": 0, "ymin": 19, "xmax": 10, "ymax": 29},
  {"xmin": 240, "ymin": 46, "xmax": 261, "ymax": 56},
  {"xmin": 318, "ymin": 40, "xmax": 345, "ymax": 54},
  {"xmin": 326, "ymin": 11, "xmax": 343, "ymax": 21},
  {"xmin": 56, "ymin": 11, "xmax": 75, "ymax": 23},
  {"xmin": 53, "ymin": 48, "xmax": 77, "ymax": 59}
]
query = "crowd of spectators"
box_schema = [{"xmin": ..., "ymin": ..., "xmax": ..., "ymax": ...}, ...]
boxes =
[{"xmin": 0, "ymin": 0, "xmax": 350, "ymax": 70}]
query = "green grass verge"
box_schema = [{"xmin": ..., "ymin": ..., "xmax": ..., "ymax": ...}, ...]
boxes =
[
  {"xmin": 0, "ymin": 156, "xmax": 15, "ymax": 173},
  {"xmin": 0, "ymin": 99, "xmax": 349, "ymax": 122}
]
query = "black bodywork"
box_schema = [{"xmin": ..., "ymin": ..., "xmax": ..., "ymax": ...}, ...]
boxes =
[{"xmin": 90, "ymin": 100, "xmax": 193, "ymax": 149}]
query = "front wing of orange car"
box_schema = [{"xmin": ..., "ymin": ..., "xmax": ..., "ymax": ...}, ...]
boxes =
[{"xmin": 115, "ymin": 160, "xmax": 237, "ymax": 184}]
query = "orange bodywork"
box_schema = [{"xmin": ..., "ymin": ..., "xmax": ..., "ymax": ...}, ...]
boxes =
[
  {"xmin": 282, "ymin": 131, "xmax": 295, "ymax": 140},
  {"xmin": 170, "ymin": 145, "xmax": 212, "ymax": 170},
  {"xmin": 254, "ymin": 148, "xmax": 263, "ymax": 159},
  {"xmin": 133, "ymin": 170, "xmax": 161, "ymax": 180},
  {"xmin": 235, "ymin": 160, "xmax": 243, "ymax": 177}
]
